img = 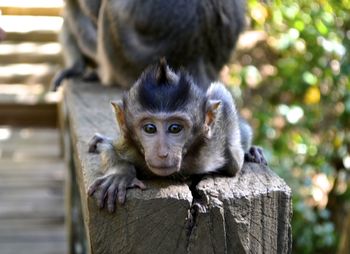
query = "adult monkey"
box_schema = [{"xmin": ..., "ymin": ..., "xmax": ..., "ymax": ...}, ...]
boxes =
[{"xmin": 55, "ymin": 0, "xmax": 246, "ymax": 89}]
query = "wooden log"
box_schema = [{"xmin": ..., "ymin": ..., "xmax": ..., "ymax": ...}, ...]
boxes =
[{"xmin": 63, "ymin": 80, "xmax": 292, "ymax": 254}]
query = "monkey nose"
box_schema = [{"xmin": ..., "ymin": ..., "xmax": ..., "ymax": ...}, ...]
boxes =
[{"xmin": 158, "ymin": 152, "xmax": 168, "ymax": 159}]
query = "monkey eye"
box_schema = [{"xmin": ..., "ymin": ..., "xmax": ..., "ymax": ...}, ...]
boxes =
[
  {"xmin": 143, "ymin": 124, "xmax": 157, "ymax": 134},
  {"xmin": 168, "ymin": 124, "xmax": 183, "ymax": 134}
]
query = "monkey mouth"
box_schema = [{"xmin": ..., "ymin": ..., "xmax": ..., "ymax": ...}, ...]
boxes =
[{"xmin": 148, "ymin": 165, "xmax": 179, "ymax": 176}]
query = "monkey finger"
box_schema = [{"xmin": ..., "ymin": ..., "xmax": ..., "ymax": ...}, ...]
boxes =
[
  {"xmin": 95, "ymin": 177, "xmax": 114, "ymax": 209},
  {"xmin": 106, "ymin": 184, "xmax": 118, "ymax": 213},
  {"xmin": 87, "ymin": 177, "xmax": 105, "ymax": 196},
  {"xmin": 130, "ymin": 178, "xmax": 146, "ymax": 190},
  {"xmin": 117, "ymin": 183, "xmax": 127, "ymax": 204}
]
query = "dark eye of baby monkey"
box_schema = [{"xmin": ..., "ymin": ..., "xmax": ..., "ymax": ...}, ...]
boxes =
[
  {"xmin": 143, "ymin": 124, "xmax": 157, "ymax": 134},
  {"xmin": 168, "ymin": 124, "xmax": 183, "ymax": 134},
  {"xmin": 142, "ymin": 123, "xmax": 183, "ymax": 134}
]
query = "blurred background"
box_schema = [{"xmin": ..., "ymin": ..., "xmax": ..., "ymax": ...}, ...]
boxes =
[{"xmin": 0, "ymin": 0, "xmax": 349, "ymax": 253}]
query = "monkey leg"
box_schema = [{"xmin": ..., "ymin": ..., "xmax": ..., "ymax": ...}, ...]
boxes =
[
  {"xmin": 244, "ymin": 146, "xmax": 268, "ymax": 165},
  {"xmin": 88, "ymin": 170, "xmax": 146, "ymax": 213}
]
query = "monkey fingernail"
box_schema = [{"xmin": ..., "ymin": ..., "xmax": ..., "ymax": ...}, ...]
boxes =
[
  {"xmin": 108, "ymin": 205, "xmax": 115, "ymax": 213},
  {"xmin": 118, "ymin": 192, "xmax": 126, "ymax": 204},
  {"xmin": 132, "ymin": 179, "xmax": 146, "ymax": 189}
]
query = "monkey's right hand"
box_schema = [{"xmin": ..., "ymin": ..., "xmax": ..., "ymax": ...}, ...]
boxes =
[{"xmin": 87, "ymin": 173, "xmax": 146, "ymax": 213}]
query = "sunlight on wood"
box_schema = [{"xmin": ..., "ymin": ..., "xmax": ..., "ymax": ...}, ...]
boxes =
[
  {"xmin": 0, "ymin": 16, "xmax": 63, "ymax": 32},
  {"xmin": 0, "ymin": 84, "xmax": 61, "ymax": 103},
  {"xmin": 0, "ymin": 127, "xmax": 12, "ymax": 141},
  {"xmin": 0, "ymin": 42, "xmax": 61, "ymax": 55},
  {"xmin": 0, "ymin": 64, "xmax": 53, "ymax": 77},
  {"xmin": 0, "ymin": 0, "xmax": 64, "ymax": 8}
]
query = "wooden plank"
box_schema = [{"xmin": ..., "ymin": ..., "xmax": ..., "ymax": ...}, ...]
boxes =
[
  {"xmin": 0, "ymin": 218, "xmax": 64, "ymax": 229},
  {"xmin": 0, "ymin": 242, "xmax": 66, "ymax": 254},
  {"xmin": 5, "ymin": 31, "xmax": 58, "ymax": 42},
  {"xmin": 0, "ymin": 225, "xmax": 66, "ymax": 242},
  {"xmin": 0, "ymin": 188, "xmax": 63, "ymax": 200},
  {"xmin": 0, "ymin": 103, "xmax": 58, "ymax": 127},
  {"xmin": 0, "ymin": 145, "xmax": 61, "ymax": 160},
  {"xmin": 0, "ymin": 50, "xmax": 63, "ymax": 64},
  {"xmin": 0, "ymin": 16, "xmax": 62, "ymax": 33},
  {"xmin": 0, "ymin": 197, "xmax": 64, "ymax": 219},
  {"xmin": 0, "ymin": 128, "xmax": 60, "ymax": 144},
  {"xmin": 0, "ymin": 179, "xmax": 63, "ymax": 189},
  {"xmin": 0, "ymin": 65, "xmax": 57, "ymax": 85},
  {"xmin": 0, "ymin": 159, "xmax": 64, "ymax": 171},
  {"xmin": 0, "ymin": 127, "xmax": 67, "ymax": 253},
  {"xmin": 0, "ymin": 0, "xmax": 63, "ymax": 8},
  {"xmin": 0, "ymin": 42, "xmax": 62, "ymax": 65},
  {"xmin": 0, "ymin": 7, "xmax": 62, "ymax": 16},
  {"xmin": 64, "ymin": 80, "xmax": 292, "ymax": 254}
]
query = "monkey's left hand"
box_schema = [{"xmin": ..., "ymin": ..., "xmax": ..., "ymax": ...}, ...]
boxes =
[{"xmin": 88, "ymin": 173, "xmax": 146, "ymax": 213}]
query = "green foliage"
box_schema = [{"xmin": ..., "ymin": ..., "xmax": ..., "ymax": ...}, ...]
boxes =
[{"xmin": 230, "ymin": 1, "xmax": 350, "ymax": 253}]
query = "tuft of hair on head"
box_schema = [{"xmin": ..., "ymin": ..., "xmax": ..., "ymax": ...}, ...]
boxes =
[
  {"xmin": 155, "ymin": 57, "xmax": 169, "ymax": 85},
  {"xmin": 136, "ymin": 59, "xmax": 197, "ymax": 112}
]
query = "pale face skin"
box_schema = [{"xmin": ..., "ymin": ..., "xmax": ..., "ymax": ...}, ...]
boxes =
[{"xmin": 133, "ymin": 112, "xmax": 193, "ymax": 176}]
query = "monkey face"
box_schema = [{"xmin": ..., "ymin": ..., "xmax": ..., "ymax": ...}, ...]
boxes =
[{"xmin": 134, "ymin": 112, "xmax": 192, "ymax": 177}]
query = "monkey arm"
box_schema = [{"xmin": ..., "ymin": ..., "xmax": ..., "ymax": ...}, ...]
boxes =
[{"xmin": 87, "ymin": 133, "xmax": 145, "ymax": 213}]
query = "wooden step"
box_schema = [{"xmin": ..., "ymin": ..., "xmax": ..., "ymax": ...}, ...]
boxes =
[
  {"xmin": 0, "ymin": 0, "xmax": 63, "ymax": 16},
  {"xmin": 0, "ymin": 226, "xmax": 66, "ymax": 242},
  {"xmin": 0, "ymin": 84, "xmax": 57, "ymax": 103},
  {"xmin": 0, "ymin": 15, "xmax": 61, "ymax": 42},
  {"xmin": 0, "ymin": 42, "xmax": 63, "ymax": 64},
  {"xmin": 0, "ymin": 0, "xmax": 63, "ymax": 9},
  {"xmin": 0, "ymin": 102, "xmax": 58, "ymax": 127},
  {"xmin": 0, "ymin": 242, "xmax": 66, "ymax": 254},
  {"xmin": 0, "ymin": 7, "xmax": 62, "ymax": 17},
  {"xmin": 0, "ymin": 15, "xmax": 62, "ymax": 33},
  {"xmin": 0, "ymin": 63, "xmax": 59, "ymax": 85},
  {"xmin": 0, "ymin": 128, "xmax": 61, "ymax": 144},
  {"xmin": 5, "ymin": 31, "xmax": 59, "ymax": 42}
]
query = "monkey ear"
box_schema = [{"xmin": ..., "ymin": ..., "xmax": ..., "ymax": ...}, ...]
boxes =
[
  {"xmin": 156, "ymin": 57, "xmax": 169, "ymax": 84},
  {"xmin": 111, "ymin": 100, "xmax": 126, "ymax": 130},
  {"xmin": 204, "ymin": 100, "xmax": 221, "ymax": 137}
]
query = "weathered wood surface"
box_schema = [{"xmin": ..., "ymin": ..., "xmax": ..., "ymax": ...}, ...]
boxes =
[
  {"xmin": 63, "ymin": 80, "xmax": 292, "ymax": 254},
  {"xmin": 0, "ymin": 128, "xmax": 66, "ymax": 254}
]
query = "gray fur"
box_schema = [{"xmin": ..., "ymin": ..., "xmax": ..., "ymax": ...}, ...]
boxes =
[
  {"xmin": 98, "ymin": 0, "xmax": 245, "ymax": 88},
  {"xmin": 87, "ymin": 63, "xmax": 261, "ymax": 212},
  {"xmin": 52, "ymin": 0, "xmax": 100, "ymax": 89},
  {"xmin": 55, "ymin": 0, "xmax": 246, "ymax": 89}
]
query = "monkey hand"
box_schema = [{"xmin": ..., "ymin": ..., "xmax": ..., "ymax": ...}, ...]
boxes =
[
  {"xmin": 244, "ymin": 146, "xmax": 268, "ymax": 166},
  {"xmin": 88, "ymin": 172, "xmax": 146, "ymax": 213}
]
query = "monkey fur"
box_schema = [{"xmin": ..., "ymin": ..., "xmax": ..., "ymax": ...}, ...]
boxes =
[
  {"xmin": 54, "ymin": 0, "xmax": 246, "ymax": 90},
  {"xmin": 87, "ymin": 60, "xmax": 266, "ymax": 212},
  {"xmin": 52, "ymin": 0, "xmax": 101, "ymax": 90}
]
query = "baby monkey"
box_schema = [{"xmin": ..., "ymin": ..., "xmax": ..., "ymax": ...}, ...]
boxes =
[{"xmin": 88, "ymin": 60, "xmax": 266, "ymax": 212}]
